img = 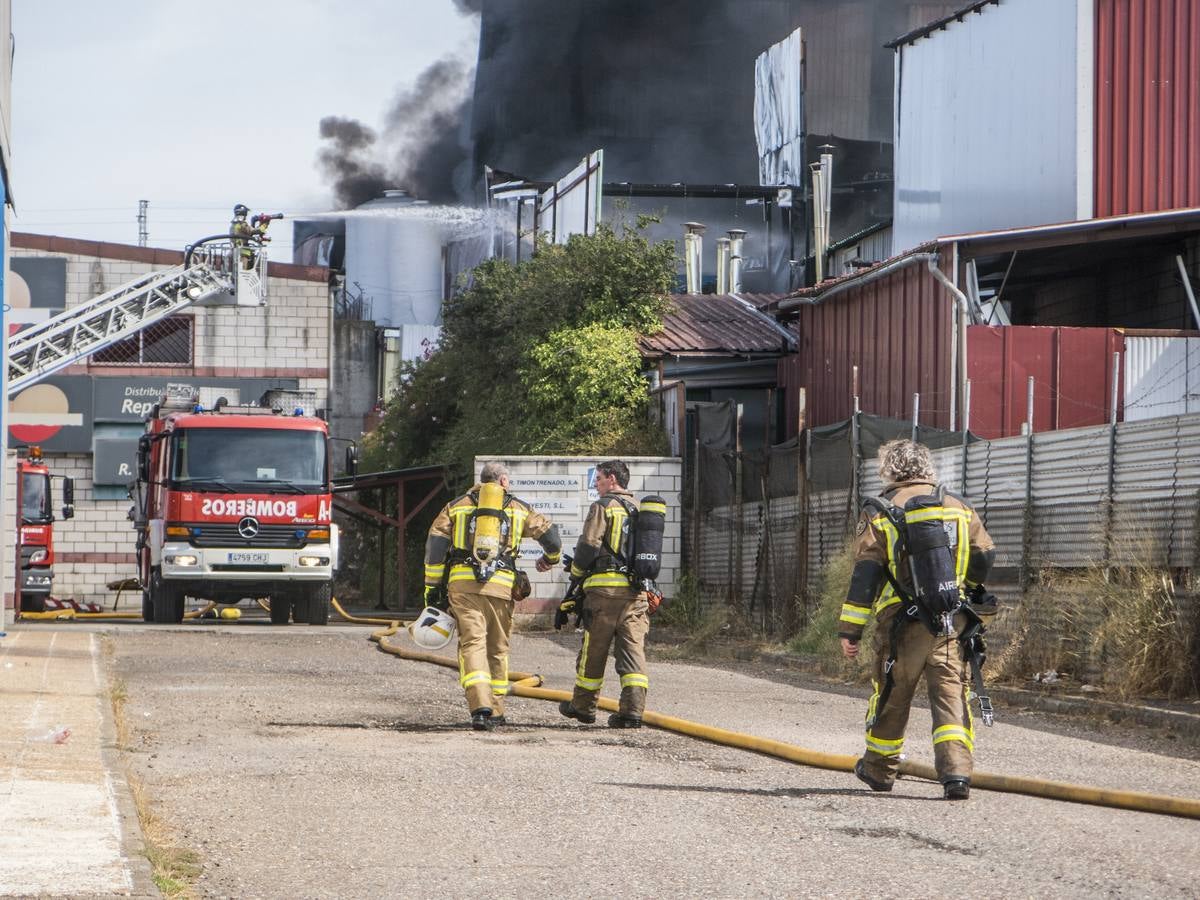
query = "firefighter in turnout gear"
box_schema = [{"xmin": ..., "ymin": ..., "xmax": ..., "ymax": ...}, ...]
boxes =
[
  {"xmin": 559, "ymin": 460, "xmax": 652, "ymax": 729},
  {"xmin": 840, "ymin": 440, "xmax": 995, "ymax": 800},
  {"xmin": 425, "ymin": 462, "xmax": 561, "ymax": 731},
  {"xmin": 230, "ymin": 204, "xmax": 255, "ymax": 270}
]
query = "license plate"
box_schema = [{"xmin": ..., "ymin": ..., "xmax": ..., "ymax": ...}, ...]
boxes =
[{"xmin": 228, "ymin": 552, "xmax": 270, "ymax": 565}]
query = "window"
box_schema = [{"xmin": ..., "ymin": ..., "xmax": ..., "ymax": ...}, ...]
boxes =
[
  {"xmin": 92, "ymin": 315, "xmax": 192, "ymax": 366},
  {"xmin": 171, "ymin": 427, "xmax": 328, "ymax": 492}
]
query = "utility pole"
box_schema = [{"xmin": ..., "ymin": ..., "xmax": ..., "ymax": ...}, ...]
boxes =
[{"xmin": 137, "ymin": 200, "xmax": 149, "ymax": 247}]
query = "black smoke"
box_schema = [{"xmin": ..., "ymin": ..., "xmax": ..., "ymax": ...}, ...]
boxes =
[
  {"xmin": 317, "ymin": 117, "xmax": 389, "ymax": 209},
  {"xmin": 317, "ymin": 0, "xmax": 482, "ymax": 209},
  {"xmin": 469, "ymin": 0, "xmax": 959, "ymax": 185}
]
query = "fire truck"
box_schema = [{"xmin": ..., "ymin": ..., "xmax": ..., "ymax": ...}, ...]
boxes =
[
  {"xmin": 130, "ymin": 390, "xmax": 349, "ymax": 624},
  {"xmin": 14, "ymin": 446, "xmax": 74, "ymax": 613}
]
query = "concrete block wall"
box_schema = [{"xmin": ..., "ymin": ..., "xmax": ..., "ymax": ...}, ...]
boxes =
[{"xmin": 475, "ymin": 455, "xmax": 682, "ymax": 614}]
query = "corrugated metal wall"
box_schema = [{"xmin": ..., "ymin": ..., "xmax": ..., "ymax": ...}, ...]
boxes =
[
  {"xmin": 779, "ymin": 259, "xmax": 954, "ymax": 436},
  {"xmin": 1124, "ymin": 335, "xmax": 1200, "ymax": 419},
  {"xmin": 893, "ymin": 0, "xmax": 1084, "ymax": 251},
  {"xmin": 1095, "ymin": 0, "xmax": 1200, "ymax": 216},
  {"xmin": 966, "ymin": 326, "xmax": 1125, "ymax": 438}
]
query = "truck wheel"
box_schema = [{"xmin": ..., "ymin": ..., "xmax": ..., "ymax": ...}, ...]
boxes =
[
  {"xmin": 19, "ymin": 594, "xmax": 46, "ymax": 613},
  {"xmin": 305, "ymin": 583, "xmax": 331, "ymax": 625},
  {"xmin": 150, "ymin": 568, "xmax": 185, "ymax": 624},
  {"xmin": 269, "ymin": 596, "xmax": 291, "ymax": 625}
]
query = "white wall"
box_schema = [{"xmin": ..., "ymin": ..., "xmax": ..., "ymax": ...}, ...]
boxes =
[
  {"xmin": 893, "ymin": 0, "xmax": 1089, "ymax": 252},
  {"xmin": 475, "ymin": 455, "xmax": 682, "ymax": 613}
]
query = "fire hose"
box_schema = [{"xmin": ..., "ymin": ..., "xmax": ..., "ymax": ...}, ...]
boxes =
[
  {"xmin": 364, "ymin": 617, "xmax": 1200, "ymax": 821},
  {"xmin": 21, "ymin": 601, "xmax": 215, "ymax": 622}
]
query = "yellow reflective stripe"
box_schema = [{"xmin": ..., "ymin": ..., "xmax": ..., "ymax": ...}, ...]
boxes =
[
  {"xmin": 509, "ymin": 508, "xmax": 528, "ymax": 548},
  {"xmin": 577, "ymin": 631, "xmax": 591, "ymax": 681},
  {"xmin": 448, "ymin": 565, "xmax": 516, "ymax": 587},
  {"xmin": 605, "ymin": 505, "xmax": 628, "ymax": 554},
  {"xmin": 575, "ymin": 674, "xmax": 604, "ymax": 692},
  {"xmin": 620, "ymin": 673, "xmax": 649, "ymax": 689},
  {"xmin": 874, "ymin": 593, "xmax": 900, "ymax": 615},
  {"xmin": 450, "ymin": 505, "xmax": 475, "ymax": 549},
  {"xmin": 570, "ymin": 564, "xmax": 587, "ymax": 578},
  {"xmin": 839, "ymin": 603, "xmax": 871, "ymax": 625},
  {"xmin": 865, "ymin": 680, "xmax": 881, "ymax": 727},
  {"xmin": 461, "ymin": 670, "xmax": 490, "ymax": 689},
  {"xmin": 955, "ymin": 517, "xmax": 969, "ymax": 582},
  {"xmin": 640, "ymin": 501, "xmax": 667, "ymax": 515},
  {"xmin": 865, "ymin": 731, "xmax": 905, "ymax": 756},
  {"xmin": 490, "ymin": 679, "xmax": 510, "ymax": 695},
  {"xmin": 424, "ymin": 564, "xmax": 445, "ymax": 581},
  {"xmin": 543, "ymin": 550, "xmax": 562, "ymax": 563},
  {"xmin": 904, "ymin": 507, "xmax": 969, "ymax": 524},
  {"xmin": 584, "ymin": 573, "xmax": 633, "ymax": 589},
  {"xmin": 932, "ymin": 724, "xmax": 974, "ymax": 751}
]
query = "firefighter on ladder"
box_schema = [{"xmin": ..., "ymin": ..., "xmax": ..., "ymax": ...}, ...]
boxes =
[
  {"xmin": 839, "ymin": 440, "xmax": 996, "ymax": 800},
  {"xmin": 424, "ymin": 462, "xmax": 561, "ymax": 731}
]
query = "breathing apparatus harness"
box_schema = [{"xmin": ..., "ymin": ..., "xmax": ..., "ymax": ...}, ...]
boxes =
[
  {"xmin": 555, "ymin": 494, "xmax": 667, "ymax": 628},
  {"xmin": 447, "ymin": 483, "xmax": 517, "ymax": 584},
  {"xmin": 863, "ymin": 485, "xmax": 995, "ymax": 728}
]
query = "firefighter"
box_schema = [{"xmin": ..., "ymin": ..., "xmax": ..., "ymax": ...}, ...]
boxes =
[
  {"xmin": 839, "ymin": 439, "xmax": 995, "ymax": 800},
  {"xmin": 230, "ymin": 204, "xmax": 255, "ymax": 270},
  {"xmin": 424, "ymin": 462, "xmax": 561, "ymax": 731},
  {"xmin": 559, "ymin": 459, "xmax": 650, "ymax": 729}
]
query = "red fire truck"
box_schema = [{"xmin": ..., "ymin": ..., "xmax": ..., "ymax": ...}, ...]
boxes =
[
  {"xmin": 14, "ymin": 446, "xmax": 75, "ymax": 613},
  {"xmin": 131, "ymin": 391, "xmax": 347, "ymax": 624}
]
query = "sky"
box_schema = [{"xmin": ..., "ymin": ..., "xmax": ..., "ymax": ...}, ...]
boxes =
[{"xmin": 10, "ymin": 0, "xmax": 480, "ymax": 260}]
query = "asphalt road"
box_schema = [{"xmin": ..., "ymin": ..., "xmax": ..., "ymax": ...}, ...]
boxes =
[{"xmin": 102, "ymin": 619, "xmax": 1200, "ymax": 899}]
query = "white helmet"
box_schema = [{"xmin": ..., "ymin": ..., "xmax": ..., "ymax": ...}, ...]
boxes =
[{"xmin": 408, "ymin": 607, "xmax": 456, "ymax": 650}]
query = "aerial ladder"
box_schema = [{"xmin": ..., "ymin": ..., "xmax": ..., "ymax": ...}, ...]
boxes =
[{"xmin": 7, "ymin": 217, "xmax": 281, "ymax": 397}]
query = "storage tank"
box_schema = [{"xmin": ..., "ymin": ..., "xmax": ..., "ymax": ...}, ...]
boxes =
[{"xmin": 342, "ymin": 191, "xmax": 446, "ymax": 327}]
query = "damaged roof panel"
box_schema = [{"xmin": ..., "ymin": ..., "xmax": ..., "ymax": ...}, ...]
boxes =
[{"xmin": 642, "ymin": 293, "xmax": 795, "ymax": 357}]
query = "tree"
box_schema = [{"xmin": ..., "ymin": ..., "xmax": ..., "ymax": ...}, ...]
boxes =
[{"xmin": 363, "ymin": 220, "xmax": 677, "ymax": 484}]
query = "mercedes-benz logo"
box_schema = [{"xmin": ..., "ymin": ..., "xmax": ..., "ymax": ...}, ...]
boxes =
[{"xmin": 237, "ymin": 516, "xmax": 260, "ymax": 540}]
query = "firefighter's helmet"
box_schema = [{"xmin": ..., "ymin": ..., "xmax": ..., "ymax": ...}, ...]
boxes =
[
  {"xmin": 408, "ymin": 607, "xmax": 456, "ymax": 650},
  {"xmin": 233, "ymin": 203, "xmax": 249, "ymax": 217}
]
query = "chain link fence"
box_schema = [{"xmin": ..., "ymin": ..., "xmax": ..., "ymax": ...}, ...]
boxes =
[{"xmin": 684, "ymin": 404, "xmax": 1200, "ymax": 640}]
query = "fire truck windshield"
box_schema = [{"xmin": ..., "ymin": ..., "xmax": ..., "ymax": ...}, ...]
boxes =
[
  {"xmin": 171, "ymin": 428, "xmax": 327, "ymax": 493},
  {"xmin": 20, "ymin": 472, "xmax": 52, "ymax": 524}
]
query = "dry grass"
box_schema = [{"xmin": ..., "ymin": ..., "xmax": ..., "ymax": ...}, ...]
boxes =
[
  {"xmin": 993, "ymin": 555, "xmax": 1198, "ymax": 699},
  {"xmin": 788, "ymin": 542, "xmax": 875, "ymax": 681},
  {"xmin": 104, "ymin": 646, "xmax": 202, "ymax": 898}
]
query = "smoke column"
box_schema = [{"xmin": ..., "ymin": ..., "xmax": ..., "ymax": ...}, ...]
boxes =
[{"xmin": 317, "ymin": 6, "xmax": 481, "ymax": 209}]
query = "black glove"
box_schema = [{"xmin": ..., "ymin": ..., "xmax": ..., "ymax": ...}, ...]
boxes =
[
  {"xmin": 967, "ymin": 584, "xmax": 998, "ymax": 616},
  {"xmin": 554, "ymin": 597, "xmax": 575, "ymax": 631},
  {"xmin": 424, "ymin": 584, "xmax": 448, "ymax": 611}
]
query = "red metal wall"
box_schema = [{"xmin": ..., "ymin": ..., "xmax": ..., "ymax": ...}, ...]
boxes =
[
  {"xmin": 1095, "ymin": 0, "xmax": 1200, "ymax": 216},
  {"xmin": 779, "ymin": 259, "xmax": 953, "ymax": 436},
  {"xmin": 966, "ymin": 326, "xmax": 1125, "ymax": 439}
]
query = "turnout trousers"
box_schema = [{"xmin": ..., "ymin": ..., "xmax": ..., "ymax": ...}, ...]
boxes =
[
  {"xmin": 860, "ymin": 608, "xmax": 974, "ymax": 787},
  {"xmin": 448, "ymin": 588, "xmax": 513, "ymax": 716},
  {"xmin": 570, "ymin": 587, "xmax": 650, "ymax": 719}
]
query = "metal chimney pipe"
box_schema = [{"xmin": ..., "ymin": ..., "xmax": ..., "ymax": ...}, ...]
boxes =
[
  {"xmin": 715, "ymin": 237, "xmax": 731, "ymax": 294},
  {"xmin": 809, "ymin": 163, "xmax": 825, "ymax": 283},
  {"xmin": 727, "ymin": 229, "xmax": 747, "ymax": 293},
  {"xmin": 683, "ymin": 222, "xmax": 706, "ymax": 294}
]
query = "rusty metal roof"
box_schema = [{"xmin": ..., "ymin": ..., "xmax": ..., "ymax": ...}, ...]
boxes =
[{"xmin": 641, "ymin": 294, "xmax": 795, "ymax": 357}]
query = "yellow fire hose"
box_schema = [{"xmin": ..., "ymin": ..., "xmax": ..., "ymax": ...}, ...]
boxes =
[
  {"xmin": 367, "ymin": 620, "xmax": 1200, "ymax": 821},
  {"xmin": 21, "ymin": 601, "xmax": 216, "ymax": 622}
]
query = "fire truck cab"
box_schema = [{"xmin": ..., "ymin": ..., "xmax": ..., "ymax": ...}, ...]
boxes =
[
  {"xmin": 14, "ymin": 446, "xmax": 74, "ymax": 613},
  {"xmin": 131, "ymin": 391, "xmax": 338, "ymax": 624}
]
